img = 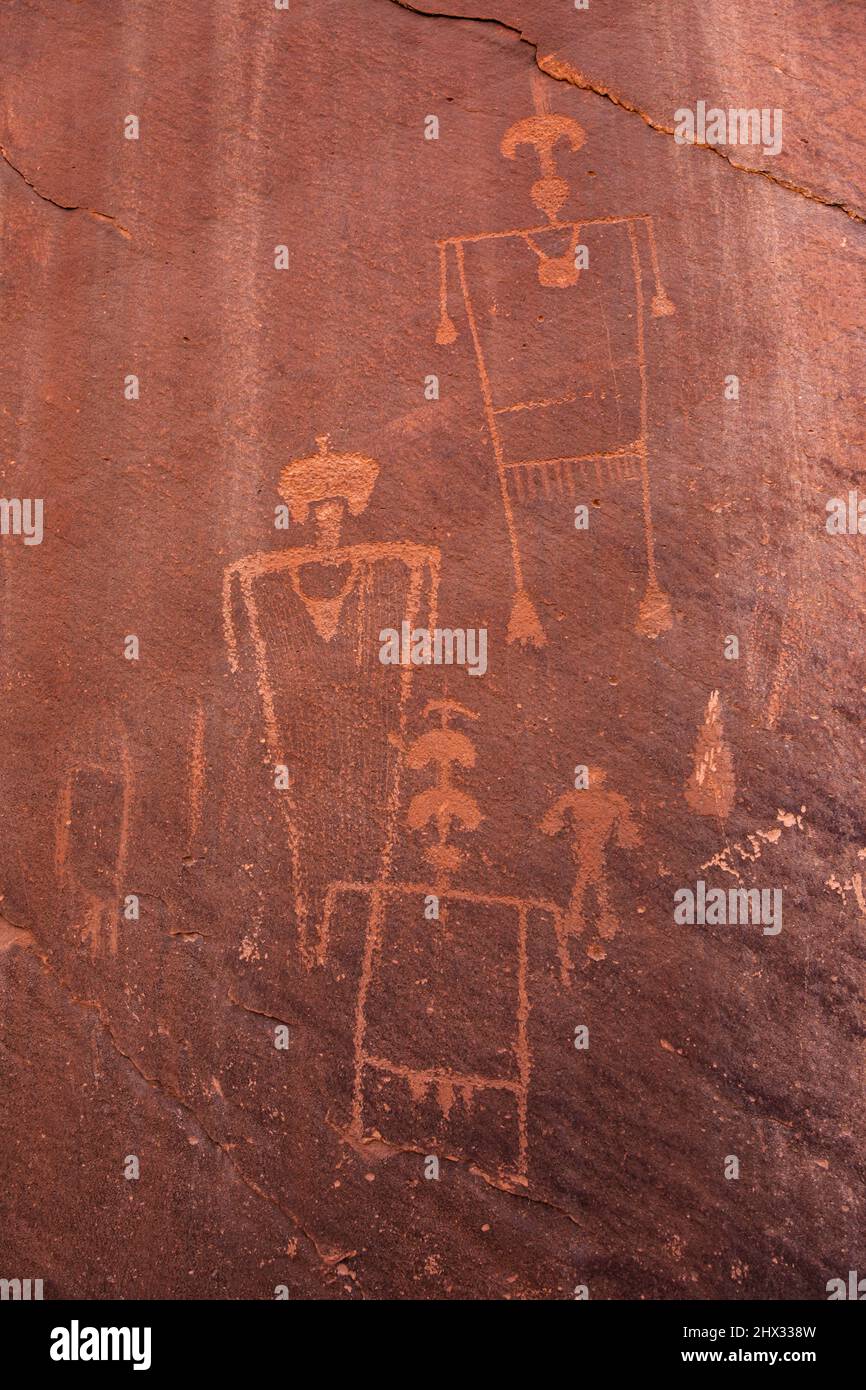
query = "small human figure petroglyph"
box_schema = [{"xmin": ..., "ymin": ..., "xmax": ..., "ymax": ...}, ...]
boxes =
[{"xmin": 541, "ymin": 767, "xmax": 641, "ymax": 958}]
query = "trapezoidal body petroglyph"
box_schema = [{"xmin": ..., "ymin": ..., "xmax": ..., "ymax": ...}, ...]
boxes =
[
  {"xmin": 223, "ymin": 435, "xmax": 441, "ymax": 967},
  {"xmin": 435, "ymin": 74, "xmax": 675, "ymax": 645},
  {"xmin": 322, "ymin": 700, "xmax": 569, "ymax": 1190}
]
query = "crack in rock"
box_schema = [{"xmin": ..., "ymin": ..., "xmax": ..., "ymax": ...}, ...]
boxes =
[
  {"xmin": 227, "ymin": 990, "xmax": 293, "ymax": 1030},
  {"xmin": 327, "ymin": 1114, "xmax": 582, "ymax": 1227},
  {"xmin": 0, "ymin": 144, "xmax": 132, "ymax": 239},
  {"xmin": 387, "ymin": 0, "xmax": 866, "ymax": 224}
]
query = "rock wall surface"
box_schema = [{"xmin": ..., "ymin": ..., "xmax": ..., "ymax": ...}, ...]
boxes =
[{"xmin": 0, "ymin": 0, "xmax": 864, "ymax": 1299}]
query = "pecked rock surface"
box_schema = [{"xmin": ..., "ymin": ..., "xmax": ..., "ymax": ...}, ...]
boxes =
[{"xmin": 0, "ymin": 0, "xmax": 864, "ymax": 1300}]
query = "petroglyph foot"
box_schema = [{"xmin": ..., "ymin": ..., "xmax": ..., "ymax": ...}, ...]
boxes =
[
  {"xmin": 635, "ymin": 580, "xmax": 673, "ymax": 638},
  {"xmin": 651, "ymin": 291, "xmax": 675, "ymax": 316},
  {"xmin": 507, "ymin": 588, "xmax": 546, "ymax": 646}
]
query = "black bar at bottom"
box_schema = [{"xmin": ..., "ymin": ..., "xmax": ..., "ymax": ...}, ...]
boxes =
[{"xmin": 0, "ymin": 1296, "xmax": 859, "ymax": 1375}]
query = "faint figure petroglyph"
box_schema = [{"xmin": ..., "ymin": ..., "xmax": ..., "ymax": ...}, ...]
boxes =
[
  {"xmin": 817, "ymin": 817, "xmax": 866, "ymax": 919},
  {"xmin": 827, "ymin": 855, "xmax": 866, "ymax": 917},
  {"xmin": 685, "ymin": 690, "xmax": 735, "ymax": 821},
  {"xmin": 186, "ymin": 697, "xmax": 206, "ymax": 860},
  {"xmin": 540, "ymin": 767, "xmax": 641, "ymax": 961},
  {"xmin": 55, "ymin": 731, "xmax": 133, "ymax": 959},
  {"xmin": 435, "ymin": 71, "xmax": 675, "ymax": 645},
  {"xmin": 744, "ymin": 559, "xmax": 803, "ymax": 732}
]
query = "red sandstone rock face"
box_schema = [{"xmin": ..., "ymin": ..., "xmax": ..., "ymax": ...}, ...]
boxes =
[{"xmin": 0, "ymin": 0, "xmax": 864, "ymax": 1300}]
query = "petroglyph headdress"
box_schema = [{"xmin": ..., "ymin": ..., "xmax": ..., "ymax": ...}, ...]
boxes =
[{"xmin": 278, "ymin": 434, "xmax": 378, "ymax": 526}]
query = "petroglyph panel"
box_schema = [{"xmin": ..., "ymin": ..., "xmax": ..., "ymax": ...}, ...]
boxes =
[{"xmin": 1, "ymin": 0, "xmax": 864, "ymax": 1307}]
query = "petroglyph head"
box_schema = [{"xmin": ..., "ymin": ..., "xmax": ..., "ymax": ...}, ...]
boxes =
[
  {"xmin": 278, "ymin": 434, "xmax": 379, "ymax": 528},
  {"xmin": 500, "ymin": 114, "xmax": 586, "ymax": 222}
]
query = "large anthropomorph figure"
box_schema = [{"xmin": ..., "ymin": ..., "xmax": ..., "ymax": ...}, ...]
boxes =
[
  {"xmin": 222, "ymin": 436, "xmax": 440, "ymax": 967},
  {"xmin": 320, "ymin": 701, "xmax": 568, "ymax": 1189},
  {"xmin": 435, "ymin": 72, "xmax": 675, "ymax": 645}
]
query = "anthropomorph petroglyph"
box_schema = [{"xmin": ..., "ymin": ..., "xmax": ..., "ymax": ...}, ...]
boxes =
[
  {"xmin": 540, "ymin": 767, "xmax": 641, "ymax": 960},
  {"xmin": 435, "ymin": 71, "xmax": 675, "ymax": 645},
  {"xmin": 321, "ymin": 701, "xmax": 567, "ymax": 1189},
  {"xmin": 55, "ymin": 732, "xmax": 133, "ymax": 960},
  {"xmin": 222, "ymin": 435, "xmax": 440, "ymax": 966}
]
